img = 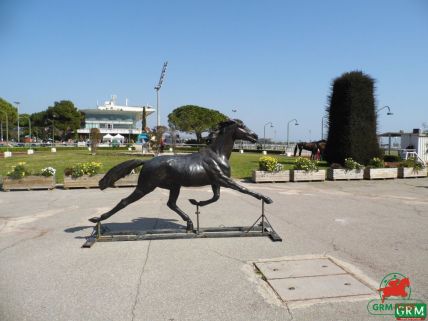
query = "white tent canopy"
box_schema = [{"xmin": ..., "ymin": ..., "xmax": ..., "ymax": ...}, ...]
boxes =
[
  {"xmin": 102, "ymin": 134, "xmax": 113, "ymax": 140},
  {"xmin": 112, "ymin": 134, "xmax": 124, "ymax": 141}
]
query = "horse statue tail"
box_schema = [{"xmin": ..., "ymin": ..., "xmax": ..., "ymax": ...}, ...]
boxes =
[
  {"xmin": 99, "ymin": 159, "xmax": 146, "ymax": 190},
  {"xmin": 294, "ymin": 144, "xmax": 298, "ymax": 157}
]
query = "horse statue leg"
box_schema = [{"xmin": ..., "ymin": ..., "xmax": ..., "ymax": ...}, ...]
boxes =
[
  {"xmin": 189, "ymin": 184, "xmax": 220, "ymax": 207},
  {"xmin": 89, "ymin": 186, "xmax": 154, "ymax": 223},
  {"xmin": 213, "ymin": 172, "xmax": 272, "ymax": 204},
  {"xmin": 167, "ymin": 185, "xmax": 194, "ymax": 232}
]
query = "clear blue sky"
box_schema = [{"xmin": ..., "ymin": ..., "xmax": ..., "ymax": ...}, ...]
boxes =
[{"xmin": 1, "ymin": 0, "xmax": 427, "ymax": 142}]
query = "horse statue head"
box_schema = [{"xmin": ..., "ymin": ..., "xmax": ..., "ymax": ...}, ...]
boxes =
[{"xmin": 216, "ymin": 119, "xmax": 258, "ymax": 143}]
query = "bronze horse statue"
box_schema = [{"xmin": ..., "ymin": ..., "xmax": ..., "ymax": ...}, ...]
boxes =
[
  {"xmin": 294, "ymin": 140, "xmax": 326, "ymax": 159},
  {"xmin": 89, "ymin": 120, "xmax": 273, "ymax": 231}
]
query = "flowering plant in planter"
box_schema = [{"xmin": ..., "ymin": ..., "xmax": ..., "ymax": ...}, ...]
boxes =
[
  {"xmin": 368, "ymin": 157, "xmax": 385, "ymax": 168},
  {"xmin": 6, "ymin": 162, "xmax": 32, "ymax": 179},
  {"xmin": 258, "ymin": 156, "xmax": 283, "ymax": 172},
  {"xmin": 40, "ymin": 167, "xmax": 56, "ymax": 177},
  {"xmin": 399, "ymin": 157, "xmax": 425, "ymax": 172},
  {"xmin": 65, "ymin": 162, "xmax": 102, "ymax": 178},
  {"xmin": 344, "ymin": 158, "xmax": 364, "ymax": 171},
  {"xmin": 293, "ymin": 157, "xmax": 318, "ymax": 172}
]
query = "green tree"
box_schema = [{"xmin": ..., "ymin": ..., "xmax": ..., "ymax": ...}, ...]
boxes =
[
  {"xmin": 0, "ymin": 98, "xmax": 18, "ymax": 141},
  {"xmin": 47, "ymin": 100, "xmax": 83, "ymax": 140},
  {"xmin": 168, "ymin": 105, "xmax": 228, "ymax": 143},
  {"xmin": 30, "ymin": 110, "xmax": 48, "ymax": 140},
  {"xmin": 325, "ymin": 71, "xmax": 380, "ymax": 165}
]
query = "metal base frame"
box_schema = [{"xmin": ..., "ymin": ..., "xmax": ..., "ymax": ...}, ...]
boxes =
[{"xmin": 82, "ymin": 201, "xmax": 282, "ymax": 248}]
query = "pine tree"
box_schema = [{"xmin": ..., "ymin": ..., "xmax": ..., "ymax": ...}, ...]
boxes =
[{"xmin": 325, "ymin": 71, "xmax": 380, "ymax": 165}]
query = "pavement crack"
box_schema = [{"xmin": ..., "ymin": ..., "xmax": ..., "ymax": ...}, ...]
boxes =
[
  {"xmin": 130, "ymin": 219, "xmax": 158, "ymax": 321},
  {"xmin": 206, "ymin": 247, "xmax": 246, "ymax": 263},
  {"xmin": 284, "ymin": 302, "xmax": 294, "ymax": 320},
  {"xmin": 0, "ymin": 230, "xmax": 49, "ymax": 255}
]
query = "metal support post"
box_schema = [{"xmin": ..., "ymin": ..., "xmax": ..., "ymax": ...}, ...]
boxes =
[{"xmin": 195, "ymin": 204, "xmax": 200, "ymax": 234}]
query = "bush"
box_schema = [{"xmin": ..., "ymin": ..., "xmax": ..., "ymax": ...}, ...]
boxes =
[
  {"xmin": 294, "ymin": 157, "xmax": 318, "ymax": 172},
  {"xmin": 399, "ymin": 158, "xmax": 425, "ymax": 171},
  {"xmin": 325, "ymin": 71, "xmax": 380, "ymax": 165},
  {"xmin": 6, "ymin": 162, "xmax": 32, "ymax": 179},
  {"xmin": 65, "ymin": 162, "xmax": 102, "ymax": 178},
  {"xmin": 368, "ymin": 157, "xmax": 385, "ymax": 168},
  {"xmin": 344, "ymin": 158, "xmax": 364, "ymax": 170},
  {"xmin": 258, "ymin": 156, "xmax": 283, "ymax": 172}
]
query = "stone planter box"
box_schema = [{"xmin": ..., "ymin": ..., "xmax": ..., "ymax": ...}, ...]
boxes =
[
  {"xmin": 398, "ymin": 167, "xmax": 427, "ymax": 178},
  {"xmin": 252, "ymin": 170, "xmax": 290, "ymax": 183},
  {"xmin": 290, "ymin": 169, "xmax": 326, "ymax": 182},
  {"xmin": 327, "ymin": 168, "xmax": 364, "ymax": 181},
  {"xmin": 364, "ymin": 168, "xmax": 397, "ymax": 180},
  {"xmin": 2, "ymin": 176, "xmax": 55, "ymax": 191},
  {"xmin": 63, "ymin": 174, "xmax": 139, "ymax": 189}
]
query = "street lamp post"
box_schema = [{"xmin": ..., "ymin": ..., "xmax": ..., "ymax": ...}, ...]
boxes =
[
  {"xmin": 19, "ymin": 115, "xmax": 31, "ymax": 144},
  {"xmin": 263, "ymin": 122, "xmax": 273, "ymax": 150},
  {"xmin": 321, "ymin": 115, "xmax": 328, "ymax": 140},
  {"xmin": 377, "ymin": 106, "xmax": 393, "ymax": 154},
  {"xmin": 14, "ymin": 101, "xmax": 20, "ymax": 142},
  {"xmin": 51, "ymin": 115, "xmax": 57, "ymax": 145},
  {"xmin": 286, "ymin": 119, "xmax": 299, "ymax": 149},
  {"xmin": 377, "ymin": 105, "xmax": 393, "ymax": 115}
]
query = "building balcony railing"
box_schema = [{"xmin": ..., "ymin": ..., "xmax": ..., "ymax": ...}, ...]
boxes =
[{"xmin": 77, "ymin": 128, "xmax": 142, "ymax": 134}]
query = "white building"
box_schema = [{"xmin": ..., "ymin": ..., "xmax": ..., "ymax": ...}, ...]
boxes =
[
  {"xmin": 77, "ymin": 96, "xmax": 155, "ymax": 138},
  {"xmin": 400, "ymin": 129, "xmax": 428, "ymax": 162}
]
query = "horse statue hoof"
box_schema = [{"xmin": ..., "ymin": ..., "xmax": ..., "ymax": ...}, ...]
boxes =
[
  {"xmin": 186, "ymin": 221, "xmax": 194, "ymax": 233},
  {"xmin": 89, "ymin": 217, "xmax": 100, "ymax": 223},
  {"xmin": 189, "ymin": 199, "xmax": 199, "ymax": 206}
]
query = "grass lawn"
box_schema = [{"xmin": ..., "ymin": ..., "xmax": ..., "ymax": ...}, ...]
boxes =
[{"xmin": 0, "ymin": 149, "xmax": 328, "ymax": 183}]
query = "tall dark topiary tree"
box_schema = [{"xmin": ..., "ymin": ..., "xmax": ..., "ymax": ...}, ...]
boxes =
[{"xmin": 325, "ymin": 71, "xmax": 380, "ymax": 165}]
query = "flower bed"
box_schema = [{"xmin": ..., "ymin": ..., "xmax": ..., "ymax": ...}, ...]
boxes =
[
  {"xmin": 327, "ymin": 158, "xmax": 364, "ymax": 180},
  {"xmin": 290, "ymin": 157, "xmax": 325, "ymax": 182},
  {"xmin": 2, "ymin": 162, "xmax": 56, "ymax": 191},
  {"xmin": 2, "ymin": 176, "xmax": 55, "ymax": 191},
  {"xmin": 397, "ymin": 158, "xmax": 426, "ymax": 178},
  {"xmin": 252, "ymin": 156, "xmax": 290, "ymax": 182},
  {"xmin": 364, "ymin": 157, "xmax": 397, "ymax": 180}
]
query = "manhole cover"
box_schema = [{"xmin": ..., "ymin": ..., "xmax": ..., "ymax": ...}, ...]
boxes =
[
  {"xmin": 254, "ymin": 256, "xmax": 375, "ymax": 304},
  {"xmin": 256, "ymin": 258, "xmax": 345, "ymax": 279}
]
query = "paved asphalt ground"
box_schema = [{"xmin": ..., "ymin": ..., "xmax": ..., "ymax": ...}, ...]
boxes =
[{"xmin": 1, "ymin": 178, "xmax": 427, "ymax": 321}]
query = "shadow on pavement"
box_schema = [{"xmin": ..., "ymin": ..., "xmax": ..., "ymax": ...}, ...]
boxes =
[{"xmin": 64, "ymin": 217, "xmax": 184, "ymax": 239}]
